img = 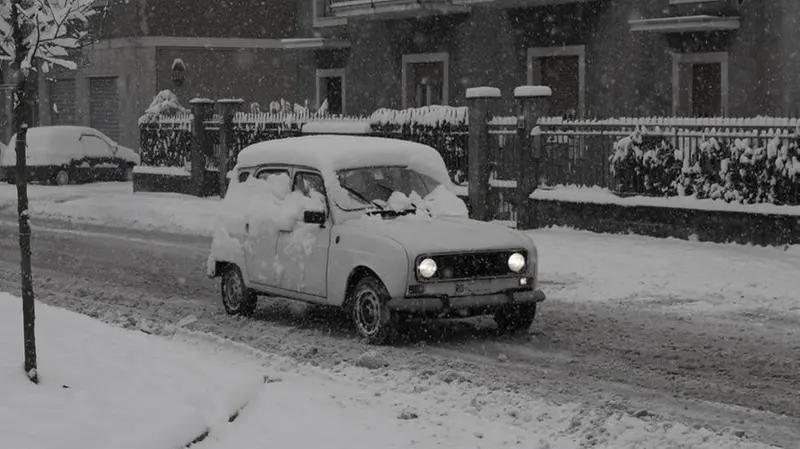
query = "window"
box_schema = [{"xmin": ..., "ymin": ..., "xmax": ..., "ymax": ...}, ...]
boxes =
[
  {"xmin": 293, "ymin": 171, "xmax": 326, "ymax": 198},
  {"xmin": 79, "ymin": 133, "xmax": 114, "ymax": 158},
  {"xmin": 238, "ymin": 171, "xmax": 251, "ymax": 183},
  {"xmin": 402, "ymin": 53, "xmax": 449, "ymax": 109},
  {"xmin": 316, "ymin": 69, "xmax": 345, "ymax": 115},
  {"xmin": 527, "ymin": 46, "xmax": 586, "ymax": 118},
  {"xmin": 256, "ymin": 168, "xmax": 290, "ymax": 181},
  {"xmin": 672, "ymin": 52, "xmax": 729, "ymax": 117}
]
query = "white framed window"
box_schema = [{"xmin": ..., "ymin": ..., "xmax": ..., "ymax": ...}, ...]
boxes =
[
  {"xmin": 527, "ymin": 45, "xmax": 586, "ymax": 118},
  {"xmin": 401, "ymin": 52, "xmax": 449, "ymax": 109},
  {"xmin": 672, "ymin": 51, "xmax": 729, "ymax": 117},
  {"xmin": 312, "ymin": 0, "xmax": 347, "ymax": 28},
  {"xmin": 315, "ymin": 68, "xmax": 346, "ymax": 115}
]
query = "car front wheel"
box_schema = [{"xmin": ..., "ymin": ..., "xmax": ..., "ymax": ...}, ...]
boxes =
[
  {"xmin": 221, "ymin": 264, "xmax": 257, "ymax": 317},
  {"xmin": 350, "ymin": 276, "xmax": 397, "ymax": 345},
  {"xmin": 494, "ymin": 303, "xmax": 537, "ymax": 333}
]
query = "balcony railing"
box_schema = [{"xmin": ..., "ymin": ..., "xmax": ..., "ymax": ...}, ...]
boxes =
[{"xmin": 328, "ymin": 0, "xmax": 468, "ymax": 19}]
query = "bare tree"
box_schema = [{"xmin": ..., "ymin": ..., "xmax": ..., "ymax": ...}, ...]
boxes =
[{"xmin": 0, "ymin": 0, "xmax": 100, "ymax": 384}]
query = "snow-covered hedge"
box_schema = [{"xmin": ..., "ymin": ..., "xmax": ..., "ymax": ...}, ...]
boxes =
[{"xmin": 610, "ymin": 128, "xmax": 800, "ymax": 205}]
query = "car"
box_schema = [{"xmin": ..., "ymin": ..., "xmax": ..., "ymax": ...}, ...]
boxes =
[
  {"xmin": 206, "ymin": 135, "xmax": 546, "ymax": 344},
  {"xmin": 0, "ymin": 126, "xmax": 140, "ymax": 185}
]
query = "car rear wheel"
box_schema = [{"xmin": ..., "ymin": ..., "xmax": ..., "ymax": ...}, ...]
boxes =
[
  {"xmin": 221, "ymin": 264, "xmax": 257, "ymax": 317},
  {"xmin": 350, "ymin": 276, "xmax": 397, "ymax": 345},
  {"xmin": 494, "ymin": 303, "xmax": 537, "ymax": 333},
  {"xmin": 54, "ymin": 170, "xmax": 70, "ymax": 186}
]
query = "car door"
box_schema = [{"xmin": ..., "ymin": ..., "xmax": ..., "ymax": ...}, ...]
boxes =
[
  {"xmin": 78, "ymin": 132, "xmax": 116, "ymax": 181},
  {"xmin": 245, "ymin": 167, "xmax": 292, "ymax": 288},
  {"xmin": 275, "ymin": 169, "xmax": 332, "ymax": 300}
]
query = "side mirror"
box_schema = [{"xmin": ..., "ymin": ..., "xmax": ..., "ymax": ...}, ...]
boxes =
[{"xmin": 303, "ymin": 210, "xmax": 326, "ymax": 226}]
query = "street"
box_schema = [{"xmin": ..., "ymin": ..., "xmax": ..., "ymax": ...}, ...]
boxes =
[{"xmin": 0, "ymin": 211, "xmax": 798, "ymax": 447}]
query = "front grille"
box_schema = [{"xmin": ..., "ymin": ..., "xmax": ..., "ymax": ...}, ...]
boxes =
[{"xmin": 418, "ymin": 250, "xmax": 525, "ymax": 282}]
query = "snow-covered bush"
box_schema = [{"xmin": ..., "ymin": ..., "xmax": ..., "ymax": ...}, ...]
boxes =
[
  {"xmin": 139, "ymin": 90, "xmax": 190, "ymax": 125},
  {"xmin": 609, "ymin": 127, "xmax": 681, "ymax": 196},
  {"xmin": 611, "ymin": 129, "xmax": 800, "ymax": 205}
]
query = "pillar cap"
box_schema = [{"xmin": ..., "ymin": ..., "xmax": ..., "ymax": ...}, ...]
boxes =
[
  {"xmin": 514, "ymin": 85, "xmax": 552, "ymax": 98},
  {"xmin": 465, "ymin": 87, "xmax": 501, "ymax": 99},
  {"xmin": 189, "ymin": 98, "xmax": 214, "ymax": 105}
]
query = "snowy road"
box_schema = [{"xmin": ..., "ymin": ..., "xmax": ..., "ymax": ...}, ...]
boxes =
[{"xmin": 0, "ymin": 212, "xmax": 799, "ymax": 447}]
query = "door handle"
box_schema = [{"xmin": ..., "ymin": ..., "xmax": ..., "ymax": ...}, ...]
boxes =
[{"xmin": 245, "ymin": 223, "xmax": 249, "ymax": 233}]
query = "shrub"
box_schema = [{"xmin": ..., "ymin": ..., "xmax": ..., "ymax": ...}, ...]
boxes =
[{"xmin": 611, "ymin": 129, "xmax": 800, "ymax": 205}]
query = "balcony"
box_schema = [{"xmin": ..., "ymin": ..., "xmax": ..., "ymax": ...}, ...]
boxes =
[{"xmin": 328, "ymin": 0, "xmax": 469, "ymax": 19}]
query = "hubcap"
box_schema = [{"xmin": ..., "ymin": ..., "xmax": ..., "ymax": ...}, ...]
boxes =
[
  {"xmin": 56, "ymin": 171, "xmax": 69, "ymax": 186},
  {"xmin": 354, "ymin": 290, "xmax": 381, "ymax": 336},
  {"xmin": 224, "ymin": 272, "xmax": 243, "ymax": 311}
]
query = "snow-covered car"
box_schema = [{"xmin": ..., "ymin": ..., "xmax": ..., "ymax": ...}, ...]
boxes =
[
  {"xmin": 206, "ymin": 135, "xmax": 545, "ymax": 344},
  {"xmin": 0, "ymin": 126, "xmax": 140, "ymax": 185}
]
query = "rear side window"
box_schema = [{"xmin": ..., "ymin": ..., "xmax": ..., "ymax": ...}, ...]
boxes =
[
  {"xmin": 256, "ymin": 168, "xmax": 290, "ymax": 180},
  {"xmin": 238, "ymin": 171, "xmax": 251, "ymax": 183}
]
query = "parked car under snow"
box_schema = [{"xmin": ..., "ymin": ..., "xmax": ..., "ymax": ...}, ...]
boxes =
[
  {"xmin": 0, "ymin": 126, "xmax": 140, "ymax": 185},
  {"xmin": 206, "ymin": 135, "xmax": 545, "ymax": 344}
]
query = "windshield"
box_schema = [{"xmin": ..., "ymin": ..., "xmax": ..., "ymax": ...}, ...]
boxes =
[{"xmin": 335, "ymin": 165, "xmax": 441, "ymax": 211}]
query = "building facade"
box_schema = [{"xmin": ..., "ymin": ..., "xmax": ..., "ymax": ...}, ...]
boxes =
[
  {"xmin": 6, "ymin": 0, "xmax": 800, "ymax": 149},
  {"xmin": 301, "ymin": 0, "xmax": 800, "ymax": 119}
]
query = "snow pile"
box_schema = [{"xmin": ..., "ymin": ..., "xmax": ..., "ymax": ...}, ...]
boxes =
[
  {"xmin": 381, "ymin": 186, "xmax": 468, "ymax": 219},
  {"xmin": 0, "ymin": 292, "xmax": 263, "ymax": 449},
  {"xmin": 206, "ymin": 174, "xmax": 326, "ymax": 277},
  {"xmin": 139, "ymin": 90, "xmax": 190, "ymax": 125}
]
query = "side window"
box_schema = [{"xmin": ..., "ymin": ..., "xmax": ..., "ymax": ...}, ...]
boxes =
[
  {"xmin": 238, "ymin": 171, "xmax": 251, "ymax": 183},
  {"xmin": 79, "ymin": 134, "xmax": 113, "ymax": 158},
  {"xmin": 293, "ymin": 172, "xmax": 325, "ymax": 196}
]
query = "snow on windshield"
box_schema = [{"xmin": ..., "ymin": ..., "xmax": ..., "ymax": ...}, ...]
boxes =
[
  {"xmin": 206, "ymin": 173, "xmax": 326, "ymax": 277},
  {"xmin": 334, "ymin": 165, "xmax": 468, "ymax": 218}
]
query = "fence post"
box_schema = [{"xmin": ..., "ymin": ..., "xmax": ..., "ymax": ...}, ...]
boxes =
[
  {"xmin": 189, "ymin": 98, "xmax": 214, "ymax": 197},
  {"xmin": 513, "ymin": 86, "xmax": 551, "ymax": 229},
  {"xmin": 216, "ymin": 98, "xmax": 244, "ymax": 198},
  {"xmin": 466, "ymin": 87, "xmax": 501, "ymax": 222}
]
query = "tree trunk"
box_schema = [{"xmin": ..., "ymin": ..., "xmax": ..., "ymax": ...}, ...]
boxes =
[{"xmin": 11, "ymin": 0, "xmax": 38, "ymax": 385}]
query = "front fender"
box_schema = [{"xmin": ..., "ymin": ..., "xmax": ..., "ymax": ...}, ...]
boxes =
[{"xmin": 327, "ymin": 228, "xmax": 409, "ymax": 306}]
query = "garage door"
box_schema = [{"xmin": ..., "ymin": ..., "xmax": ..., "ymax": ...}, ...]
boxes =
[
  {"xmin": 49, "ymin": 78, "xmax": 76, "ymax": 126},
  {"xmin": 89, "ymin": 77, "xmax": 120, "ymax": 142}
]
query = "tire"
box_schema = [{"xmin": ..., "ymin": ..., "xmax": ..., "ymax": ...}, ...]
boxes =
[
  {"xmin": 221, "ymin": 265, "xmax": 257, "ymax": 317},
  {"xmin": 54, "ymin": 169, "xmax": 70, "ymax": 186},
  {"xmin": 494, "ymin": 303, "xmax": 537, "ymax": 333},
  {"xmin": 349, "ymin": 275, "xmax": 397, "ymax": 345}
]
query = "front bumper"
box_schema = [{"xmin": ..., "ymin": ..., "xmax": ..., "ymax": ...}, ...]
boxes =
[{"xmin": 389, "ymin": 285, "xmax": 546, "ymax": 314}]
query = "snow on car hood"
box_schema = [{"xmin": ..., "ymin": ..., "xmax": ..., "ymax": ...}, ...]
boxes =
[{"xmin": 347, "ymin": 215, "xmax": 528, "ymax": 257}]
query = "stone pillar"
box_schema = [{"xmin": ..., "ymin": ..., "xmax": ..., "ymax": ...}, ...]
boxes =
[
  {"xmin": 189, "ymin": 98, "xmax": 214, "ymax": 197},
  {"xmin": 513, "ymin": 86, "xmax": 551, "ymax": 230},
  {"xmin": 466, "ymin": 87, "xmax": 501, "ymax": 222},
  {"xmin": 216, "ymin": 98, "xmax": 244, "ymax": 198}
]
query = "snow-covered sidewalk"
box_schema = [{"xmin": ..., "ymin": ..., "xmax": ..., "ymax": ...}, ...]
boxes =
[
  {"xmin": 0, "ymin": 292, "xmax": 262, "ymax": 449},
  {"xmin": 1, "ymin": 291, "xmax": 777, "ymax": 449}
]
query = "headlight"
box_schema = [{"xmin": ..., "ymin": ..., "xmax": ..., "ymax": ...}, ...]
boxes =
[
  {"xmin": 418, "ymin": 258, "xmax": 437, "ymax": 278},
  {"xmin": 508, "ymin": 252, "xmax": 526, "ymax": 273}
]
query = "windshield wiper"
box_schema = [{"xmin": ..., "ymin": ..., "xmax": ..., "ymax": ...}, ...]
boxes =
[{"xmin": 340, "ymin": 184, "xmax": 385, "ymax": 210}]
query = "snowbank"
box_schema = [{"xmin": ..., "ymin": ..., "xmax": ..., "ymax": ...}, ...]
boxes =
[
  {"xmin": 0, "ymin": 292, "xmax": 263, "ymax": 449},
  {"xmin": 206, "ymin": 173, "xmax": 325, "ymax": 277},
  {"xmin": 531, "ymin": 185, "xmax": 800, "ymax": 216}
]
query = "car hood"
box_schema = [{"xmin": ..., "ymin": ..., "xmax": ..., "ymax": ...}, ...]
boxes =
[{"xmin": 345, "ymin": 215, "xmax": 528, "ymax": 257}]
